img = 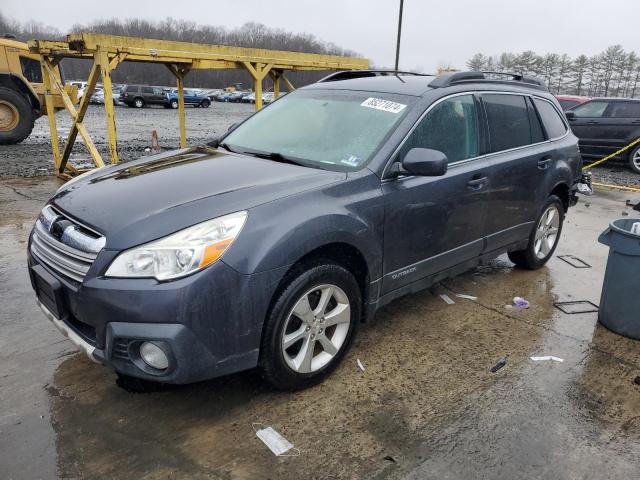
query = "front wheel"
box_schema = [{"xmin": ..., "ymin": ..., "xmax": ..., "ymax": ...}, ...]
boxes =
[
  {"xmin": 629, "ymin": 144, "xmax": 640, "ymax": 174},
  {"xmin": 508, "ymin": 195, "xmax": 564, "ymax": 270},
  {"xmin": 0, "ymin": 87, "xmax": 35, "ymax": 144},
  {"xmin": 170, "ymin": 100, "xmax": 178, "ymax": 109},
  {"xmin": 260, "ymin": 263, "xmax": 360, "ymax": 390},
  {"xmin": 201, "ymin": 100, "xmax": 210, "ymax": 108}
]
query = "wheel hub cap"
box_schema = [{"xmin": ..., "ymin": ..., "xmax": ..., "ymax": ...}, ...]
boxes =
[
  {"xmin": 281, "ymin": 284, "xmax": 351, "ymax": 374},
  {"xmin": 0, "ymin": 101, "xmax": 19, "ymax": 131},
  {"xmin": 534, "ymin": 205, "xmax": 560, "ymax": 259}
]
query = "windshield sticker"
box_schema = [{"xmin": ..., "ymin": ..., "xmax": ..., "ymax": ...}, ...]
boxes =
[
  {"xmin": 361, "ymin": 97, "xmax": 407, "ymax": 114},
  {"xmin": 340, "ymin": 155, "xmax": 362, "ymax": 167}
]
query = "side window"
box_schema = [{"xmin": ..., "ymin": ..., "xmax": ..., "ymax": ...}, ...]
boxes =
[
  {"xmin": 153, "ymin": 87, "xmax": 164, "ymax": 95},
  {"xmin": 533, "ymin": 98, "xmax": 568, "ymax": 139},
  {"xmin": 399, "ymin": 94, "xmax": 479, "ymax": 164},
  {"xmin": 483, "ymin": 94, "xmax": 531, "ymax": 152},
  {"xmin": 142, "ymin": 86, "xmax": 154, "ymax": 94},
  {"xmin": 526, "ymin": 97, "xmax": 545, "ymax": 143},
  {"xmin": 572, "ymin": 100, "xmax": 609, "ymax": 118},
  {"xmin": 20, "ymin": 56, "xmax": 42, "ymax": 83},
  {"xmin": 607, "ymin": 101, "xmax": 640, "ymax": 118}
]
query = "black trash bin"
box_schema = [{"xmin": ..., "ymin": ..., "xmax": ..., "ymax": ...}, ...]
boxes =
[{"xmin": 598, "ymin": 218, "xmax": 640, "ymax": 340}]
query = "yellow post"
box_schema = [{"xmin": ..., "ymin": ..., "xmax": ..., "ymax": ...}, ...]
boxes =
[
  {"xmin": 98, "ymin": 50, "xmax": 119, "ymax": 164},
  {"xmin": 273, "ymin": 71, "xmax": 280, "ymax": 99},
  {"xmin": 243, "ymin": 62, "xmax": 273, "ymax": 110},
  {"xmin": 176, "ymin": 70, "xmax": 187, "ymax": 148},
  {"xmin": 40, "ymin": 55, "xmax": 62, "ymax": 171},
  {"xmin": 281, "ymin": 74, "xmax": 295, "ymax": 92}
]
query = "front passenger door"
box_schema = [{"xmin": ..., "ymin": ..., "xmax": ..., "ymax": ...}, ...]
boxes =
[{"xmin": 382, "ymin": 94, "xmax": 491, "ymax": 294}]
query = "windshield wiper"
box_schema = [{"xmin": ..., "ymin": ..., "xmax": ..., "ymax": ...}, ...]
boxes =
[
  {"xmin": 242, "ymin": 150, "xmax": 305, "ymax": 167},
  {"xmin": 206, "ymin": 138, "xmax": 235, "ymax": 153}
]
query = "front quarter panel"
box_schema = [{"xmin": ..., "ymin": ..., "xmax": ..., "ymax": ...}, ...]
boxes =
[{"xmin": 221, "ymin": 171, "xmax": 384, "ymax": 280}]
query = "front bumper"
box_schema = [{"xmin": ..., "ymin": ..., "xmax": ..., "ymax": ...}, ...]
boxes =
[{"xmin": 29, "ymin": 248, "xmax": 288, "ymax": 384}]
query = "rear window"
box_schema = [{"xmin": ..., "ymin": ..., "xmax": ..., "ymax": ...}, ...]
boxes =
[
  {"xmin": 607, "ymin": 101, "xmax": 640, "ymax": 118},
  {"xmin": 533, "ymin": 98, "xmax": 567, "ymax": 139},
  {"xmin": 20, "ymin": 56, "xmax": 42, "ymax": 83},
  {"xmin": 482, "ymin": 94, "xmax": 532, "ymax": 152},
  {"xmin": 527, "ymin": 97, "xmax": 545, "ymax": 143}
]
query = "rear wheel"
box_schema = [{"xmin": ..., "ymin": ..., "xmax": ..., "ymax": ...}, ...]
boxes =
[
  {"xmin": 508, "ymin": 195, "xmax": 564, "ymax": 270},
  {"xmin": 629, "ymin": 144, "xmax": 640, "ymax": 174},
  {"xmin": 0, "ymin": 87, "xmax": 35, "ymax": 145},
  {"xmin": 260, "ymin": 262, "xmax": 360, "ymax": 390},
  {"xmin": 170, "ymin": 100, "xmax": 178, "ymax": 109},
  {"xmin": 133, "ymin": 97, "xmax": 145, "ymax": 108},
  {"xmin": 201, "ymin": 100, "xmax": 211, "ymax": 108}
]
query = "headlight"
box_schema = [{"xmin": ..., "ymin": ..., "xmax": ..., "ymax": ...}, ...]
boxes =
[{"xmin": 105, "ymin": 211, "xmax": 247, "ymax": 281}]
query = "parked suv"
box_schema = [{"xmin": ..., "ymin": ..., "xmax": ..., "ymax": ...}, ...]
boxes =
[
  {"xmin": 28, "ymin": 70, "xmax": 585, "ymax": 390},
  {"xmin": 565, "ymin": 98, "xmax": 640, "ymax": 173},
  {"xmin": 165, "ymin": 89, "xmax": 211, "ymax": 108},
  {"xmin": 120, "ymin": 84, "xmax": 167, "ymax": 108}
]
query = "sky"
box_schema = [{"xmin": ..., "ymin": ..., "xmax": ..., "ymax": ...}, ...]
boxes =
[{"xmin": 4, "ymin": 0, "xmax": 640, "ymax": 72}]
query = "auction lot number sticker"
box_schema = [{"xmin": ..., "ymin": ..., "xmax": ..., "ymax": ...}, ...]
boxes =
[{"xmin": 361, "ymin": 97, "xmax": 407, "ymax": 114}]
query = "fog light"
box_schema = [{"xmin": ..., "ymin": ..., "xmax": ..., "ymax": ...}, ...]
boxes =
[{"xmin": 139, "ymin": 342, "xmax": 169, "ymax": 370}]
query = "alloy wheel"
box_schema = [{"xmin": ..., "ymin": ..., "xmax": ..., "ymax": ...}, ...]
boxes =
[
  {"xmin": 0, "ymin": 100, "xmax": 19, "ymax": 132},
  {"xmin": 281, "ymin": 284, "xmax": 351, "ymax": 374},
  {"xmin": 534, "ymin": 205, "xmax": 560, "ymax": 259},
  {"xmin": 632, "ymin": 148, "xmax": 640, "ymax": 172}
]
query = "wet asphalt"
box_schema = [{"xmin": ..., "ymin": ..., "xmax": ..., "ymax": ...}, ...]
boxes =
[{"xmin": 0, "ymin": 175, "xmax": 639, "ymax": 479}]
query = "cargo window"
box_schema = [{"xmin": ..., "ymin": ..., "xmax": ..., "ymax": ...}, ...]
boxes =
[
  {"xmin": 533, "ymin": 98, "xmax": 568, "ymax": 139},
  {"xmin": 482, "ymin": 94, "xmax": 532, "ymax": 152},
  {"xmin": 19, "ymin": 56, "xmax": 42, "ymax": 83},
  {"xmin": 399, "ymin": 94, "xmax": 479, "ymax": 164}
]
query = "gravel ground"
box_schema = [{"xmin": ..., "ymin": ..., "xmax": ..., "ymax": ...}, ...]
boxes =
[
  {"xmin": 0, "ymin": 102, "xmax": 255, "ymax": 177},
  {"xmin": 0, "ymin": 103, "xmax": 639, "ymax": 188}
]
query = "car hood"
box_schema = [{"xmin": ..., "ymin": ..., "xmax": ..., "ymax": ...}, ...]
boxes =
[{"xmin": 51, "ymin": 147, "xmax": 345, "ymax": 249}]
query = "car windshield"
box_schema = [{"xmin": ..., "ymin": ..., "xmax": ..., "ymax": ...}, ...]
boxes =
[{"xmin": 222, "ymin": 89, "xmax": 416, "ymax": 171}]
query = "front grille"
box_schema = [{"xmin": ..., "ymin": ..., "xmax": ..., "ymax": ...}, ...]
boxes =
[{"xmin": 30, "ymin": 205, "xmax": 105, "ymax": 283}]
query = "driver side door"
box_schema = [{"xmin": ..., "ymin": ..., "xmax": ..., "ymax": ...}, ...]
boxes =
[{"xmin": 381, "ymin": 94, "xmax": 491, "ymax": 294}]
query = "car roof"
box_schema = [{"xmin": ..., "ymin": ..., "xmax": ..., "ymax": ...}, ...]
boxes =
[
  {"xmin": 304, "ymin": 70, "xmax": 550, "ymax": 98},
  {"xmin": 590, "ymin": 97, "xmax": 640, "ymax": 102}
]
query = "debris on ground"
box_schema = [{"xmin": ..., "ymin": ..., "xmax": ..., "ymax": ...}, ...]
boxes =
[
  {"xmin": 253, "ymin": 424, "xmax": 299, "ymax": 456},
  {"xmin": 513, "ymin": 297, "xmax": 530, "ymax": 309},
  {"xmin": 455, "ymin": 294, "xmax": 478, "ymax": 301},
  {"xmin": 357, "ymin": 359, "xmax": 366, "ymax": 372},
  {"xmin": 634, "ymin": 376, "xmax": 640, "ymax": 386},
  {"xmin": 383, "ymin": 455, "xmax": 398, "ymax": 463},
  {"xmin": 530, "ymin": 356, "xmax": 564, "ymax": 362},
  {"xmin": 490, "ymin": 357, "xmax": 507, "ymax": 373},
  {"xmin": 440, "ymin": 294, "xmax": 455, "ymax": 305}
]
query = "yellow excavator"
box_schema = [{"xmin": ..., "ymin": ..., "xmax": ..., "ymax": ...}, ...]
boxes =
[{"xmin": 0, "ymin": 34, "xmax": 76, "ymax": 144}]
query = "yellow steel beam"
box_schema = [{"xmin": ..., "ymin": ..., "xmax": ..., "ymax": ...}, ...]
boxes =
[
  {"xmin": 39, "ymin": 55, "xmax": 62, "ymax": 171},
  {"xmin": 166, "ymin": 63, "xmax": 191, "ymax": 148},
  {"xmin": 98, "ymin": 50, "xmax": 119, "ymax": 164},
  {"xmin": 280, "ymin": 74, "xmax": 295, "ymax": 92}
]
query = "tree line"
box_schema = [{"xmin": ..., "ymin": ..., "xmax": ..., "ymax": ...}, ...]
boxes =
[
  {"xmin": 0, "ymin": 14, "xmax": 360, "ymax": 90},
  {"xmin": 467, "ymin": 46, "xmax": 640, "ymax": 98}
]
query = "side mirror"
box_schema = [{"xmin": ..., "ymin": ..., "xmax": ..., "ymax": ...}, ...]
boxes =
[
  {"xmin": 564, "ymin": 111, "xmax": 577, "ymax": 120},
  {"xmin": 398, "ymin": 148, "xmax": 448, "ymax": 176}
]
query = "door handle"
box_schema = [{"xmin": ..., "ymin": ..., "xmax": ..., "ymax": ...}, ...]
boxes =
[
  {"xmin": 632, "ymin": 120, "xmax": 640, "ymax": 124},
  {"xmin": 538, "ymin": 156, "xmax": 552, "ymax": 170},
  {"xmin": 586, "ymin": 120, "xmax": 599, "ymax": 125},
  {"xmin": 467, "ymin": 176, "xmax": 488, "ymax": 190}
]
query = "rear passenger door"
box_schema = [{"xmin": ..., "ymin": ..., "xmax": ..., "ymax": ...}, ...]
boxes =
[
  {"xmin": 599, "ymin": 101, "xmax": 640, "ymax": 150},
  {"xmin": 481, "ymin": 93, "xmax": 561, "ymax": 251}
]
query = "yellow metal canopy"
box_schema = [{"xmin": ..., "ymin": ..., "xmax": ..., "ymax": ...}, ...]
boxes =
[{"xmin": 29, "ymin": 33, "xmax": 369, "ymax": 175}]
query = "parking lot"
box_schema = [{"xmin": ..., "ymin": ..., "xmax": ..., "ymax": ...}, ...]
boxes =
[{"xmin": 1, "ymin": 165, "xmax": 639, "ymax": 478}]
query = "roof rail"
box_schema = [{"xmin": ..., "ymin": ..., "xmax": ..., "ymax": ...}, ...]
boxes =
[
  {"xmin": 428, "ymin": 70, "xmax": 547, "ymax": 91},
  {"xmin": 318, "ymin": 69, "xmax": 433, "ymax": 83}
]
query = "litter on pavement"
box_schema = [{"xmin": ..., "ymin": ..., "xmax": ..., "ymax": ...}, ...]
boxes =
[
  {"xmin": 357, "ymin": 359, "xmax": 366, "ymax": 372},
  {"xmin": 513, "ymin": 297, "xmax": 530, "ymax": 309},
  {"xmin": 455, "ymin": 294, "xmax": 478, "ymax": 301},
  {"xmin": 253, "ymin": 423, "xmax": 300, "ymax": 457},
  {"xmin": 490, "ymin": 357, "xmax": 507, "ymax": 373},
  {"xmin": 530, "ymin": 356, "xmax": 564, "ymax": 362},
  {"xmin": 440, "ymin": 294, "xmax": 455, "ymax": 305}
]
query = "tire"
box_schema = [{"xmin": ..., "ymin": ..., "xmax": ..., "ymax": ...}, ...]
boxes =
[
  {"xmin": 0, "ymin": 87, "xmax": 35, "ymax": 145},
  {"xmin": 508, "ymin": 195, "xmax": 565, "ymax": 270},
  {"xmin": 260, "ymin": 262, "xmax": 361, "ymax": 390},
  {"xmin": 133, "ymin": 97, "xmax": 145, "ymax": 108},
  {"xmin": 170, "ymin": 100, "xmax": 178, "ymax": 109},
  {"xmin": 629, "ymin": 144, "xmax": 640, "ymax": 174},
  {"xmin": 201, "ymin": 100, "xmax": 210, "ymax": 108}
]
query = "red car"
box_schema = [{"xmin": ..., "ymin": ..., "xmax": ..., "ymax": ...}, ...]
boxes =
[{"xmin": 555, "ymin": 95, "xmax": 590, "ymax": 111}]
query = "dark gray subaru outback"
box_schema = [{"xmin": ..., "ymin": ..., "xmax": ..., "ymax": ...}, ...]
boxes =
[{"xmin": 28, "ymin": 71, "xmax": 587, "ymax": 389}]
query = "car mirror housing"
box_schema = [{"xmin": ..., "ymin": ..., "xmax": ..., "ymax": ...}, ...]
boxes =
[
  {"xmin": 400, "ymin": 148, "xmax": 448, "ymax": 177},
  {"xmin": 564, "ymin": 110, "xmax": 577, "ymax": 120}
]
